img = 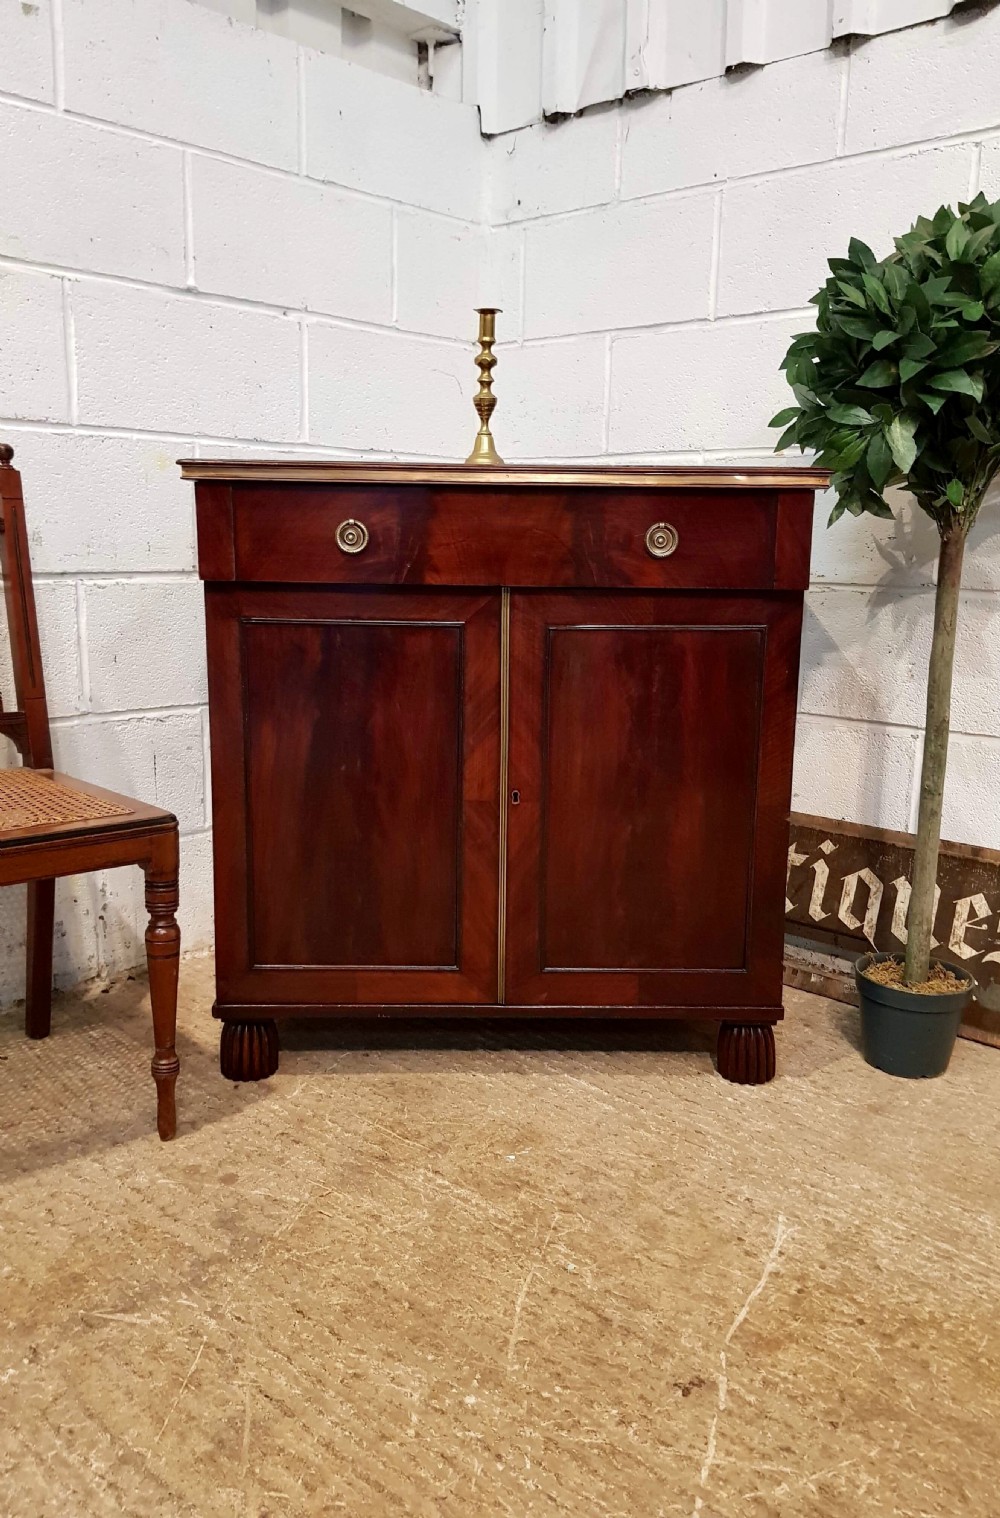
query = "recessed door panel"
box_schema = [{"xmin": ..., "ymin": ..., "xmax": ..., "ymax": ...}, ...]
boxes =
[
  {"xmin": 505, "ymin": 592, "xmax": 799, "ymax": 1007},
  {"xmin": 542, "ymin": 622, "xmax": 761, "ymax": 971},
  {"xmin": 245, "ymin": 617, "xmax": 462, "ymax": 969},
  {"xmin": 207, "ymin": 587, "xmax": 501, "ymax": 1005}
]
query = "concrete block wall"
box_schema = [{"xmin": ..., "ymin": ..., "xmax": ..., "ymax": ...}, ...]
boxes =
[
  {"xmin": 0, "ymin": 0, "xmax": 487, "ymax": 1000},
  {"xmin": 486, "ymin": 6, "xmax": 1000, "ymax": 852}
]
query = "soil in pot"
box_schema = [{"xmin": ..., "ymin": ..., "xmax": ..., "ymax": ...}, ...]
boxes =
[
  {"xmin": 860, "ymin": 957, "xmax": 971, "ymax": 995},
  {"xmin": 855, "ymin": 952, "xmax": 975, "ymax": 1079}
]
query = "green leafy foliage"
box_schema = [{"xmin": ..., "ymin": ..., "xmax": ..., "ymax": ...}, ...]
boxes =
[{"xmin": 771, "ymin": 195, "xmax": 1000, "ymax": 530}]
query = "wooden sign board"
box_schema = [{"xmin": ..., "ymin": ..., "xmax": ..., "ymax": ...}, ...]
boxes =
[{"xmin": 785, "ymin": 812, "xmax": 1000, "ymax": 1048}]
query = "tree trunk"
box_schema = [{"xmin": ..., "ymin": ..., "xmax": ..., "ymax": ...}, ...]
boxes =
[{"xmin": 904, "ymin": 527, "xmax": 966, "ymax": 985}]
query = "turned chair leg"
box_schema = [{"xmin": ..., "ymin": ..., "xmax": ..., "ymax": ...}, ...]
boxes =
[
  {"xmin": 25, "ymin": 877, "xmax": 55, "ymax": 1040},
  {"xmin": 144, "ymin": 829, "xmax": 181, "ymax": 1140}
]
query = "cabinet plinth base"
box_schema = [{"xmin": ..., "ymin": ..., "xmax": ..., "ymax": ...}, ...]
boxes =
[
  {"xmin": 214, "ymin": 1004, "xmax": 782, "ymax": 1086},
  {"xmin": 220, "ymin": 1019, "xmax": 280, "ymax": 1082},
  {"xmin": 716, "ymin": 1022, "xmax": 776, "ymax": 1084}
]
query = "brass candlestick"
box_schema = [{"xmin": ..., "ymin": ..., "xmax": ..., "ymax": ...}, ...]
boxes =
[{"xmin": 465, "ymin": 307, "xmax": 504, "ymax": 466}]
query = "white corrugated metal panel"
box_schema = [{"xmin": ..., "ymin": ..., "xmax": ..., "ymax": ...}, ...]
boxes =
[
  {"xmin": 545, "ymin": 0, "xmax": 837, "ymax": 108},
  {"xmin": 833, "ymin": 0, "xmax": 962, "ymax": 37},
  {"xmin": 624, "ymin": 0, "xmax": 665, "ymax": 93},
  {"xmin": 725, "ymin": 0, "xmax": 834, "ymax": 67},
  {"xmin": 542, "ymin": 0, "xmax": 627, "ymax": 116},
  {"xmin": 200, "ymin": 0, "xmax": 461, "ymax": 33},
  {"xmin": 466, "ymin": 0, "xmax": 545, "ymax": 134},
  {"xmin": 429, "ymin": 36, "xmax": 464, "ymax": 99},
  {"xmin": 199, "ymin": 0, "xmax": 981, "ymax": 131},
  {"xmin": 629, "ymin": 0, "xmax": 727, "ymax": 90},
  {"xmin": 612, "ymin": 0, "xmax": 835, "ymax": 92},
  {"xmin": 349, "ymin": 0, "xmax": 461, "ymax": 39},
  {"xmin": 471, "ymin": 0, "xmax": 982, "ymax": 131}
]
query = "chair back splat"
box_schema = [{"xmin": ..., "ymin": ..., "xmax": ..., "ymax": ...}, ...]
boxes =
[{"xmin": 0, "ymin": 444, "xmax": 53, "ymax": 769}]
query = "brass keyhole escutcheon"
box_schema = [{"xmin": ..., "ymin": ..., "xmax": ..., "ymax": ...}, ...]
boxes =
[
  {"xmin": 335, "ymin": 518, "xmax": 369, "ymax": 554},
  {"xmin": 645, "ymin": 522, "xmax": 679, "ymax": 559}
]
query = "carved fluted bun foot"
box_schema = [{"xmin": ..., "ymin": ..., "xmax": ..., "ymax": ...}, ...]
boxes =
[
  {"xmin": 717, "ymin": 1023, "xmax": 776, "ymax": 1085},
  {"xmin": 220, "ymin": 1020, "xmax": 280, "ymax": 1082}
]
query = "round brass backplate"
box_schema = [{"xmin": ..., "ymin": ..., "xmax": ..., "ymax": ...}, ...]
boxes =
[
  {"xmin": 335, "ymin": 518, "xmax": 369, "ymax": 554},
  {"xmin": 645, "ymin": 522, "xmax": 679, "ymax": 558}
]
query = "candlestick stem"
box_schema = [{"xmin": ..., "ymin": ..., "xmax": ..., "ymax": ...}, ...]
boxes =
[{"xmin": 465, "ymin": 307, "xmax": 504, "ymax": 466}]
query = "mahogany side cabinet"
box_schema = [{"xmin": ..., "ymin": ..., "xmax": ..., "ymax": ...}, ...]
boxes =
[{"xmin": 183, "ymin": 461, "xmax": 827, "ymax": 1085}]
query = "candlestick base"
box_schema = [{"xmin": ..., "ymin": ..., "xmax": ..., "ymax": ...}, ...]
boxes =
[{"xmin": 465, "ymin": 428, "xmax": 505, "ymax": 466}]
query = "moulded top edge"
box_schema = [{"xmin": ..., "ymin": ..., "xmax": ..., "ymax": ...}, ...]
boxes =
[{"xmin": 178, "ymin": 460, "xmax": 830, "ymax": 490}]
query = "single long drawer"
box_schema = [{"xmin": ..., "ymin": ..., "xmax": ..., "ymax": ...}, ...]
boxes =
[{"xmin": 206, "ymin": 484, "xmax": 812, "ymax": 590}]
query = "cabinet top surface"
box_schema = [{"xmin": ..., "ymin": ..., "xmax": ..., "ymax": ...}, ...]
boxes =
[{"xmin": 179, "ymin": 459, "xmax": 829, "ymax": 490}]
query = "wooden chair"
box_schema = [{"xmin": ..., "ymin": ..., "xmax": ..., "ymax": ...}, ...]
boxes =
[{"xmin": 0, "ymin": 443, "xmax": 180, "ymax": 1139}]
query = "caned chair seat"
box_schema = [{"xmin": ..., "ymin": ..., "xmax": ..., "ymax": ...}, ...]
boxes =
[{"xmin": 0, "ymin": 768, "xmax": 133, "ymax": 832}]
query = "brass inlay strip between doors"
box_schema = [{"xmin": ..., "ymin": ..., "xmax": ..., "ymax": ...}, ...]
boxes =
[{"xmin": 497, "ymin": 587, "xmax": 511, "ymax": 1005}]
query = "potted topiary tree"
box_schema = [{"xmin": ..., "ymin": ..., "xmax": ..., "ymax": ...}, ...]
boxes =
[{"xmin": 771, "ymin": 194, "xmax": 1000, "ymax": 1077}]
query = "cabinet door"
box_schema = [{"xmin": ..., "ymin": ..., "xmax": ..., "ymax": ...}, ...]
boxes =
[
  {"xmin": 207, "ymin": 587, "xmax": 500, "ymax": 1006},
  {"xmin": 504, "ymin": 591, "xmax": 801, "ymax": 1008}
]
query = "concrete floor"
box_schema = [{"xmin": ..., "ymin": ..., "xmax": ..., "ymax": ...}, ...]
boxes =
[{"xmin": 1, "ymin": 958, "xmax": 998, "ymax": 1517}]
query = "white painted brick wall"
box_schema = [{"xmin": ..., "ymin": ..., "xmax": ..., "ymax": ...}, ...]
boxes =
[
  {"xmin": 800, "ymin": 587, "xmax": 935, "ymax": 729},
  {"xmin": 9, "ymin": 432, "xmax": 196, "ymax": 574},
  {"xmin": 792, "ymin": 716, "xmax": 919, "ymax": 833},
  {"xmin": 62, "ymin": 0, "xmax": 300, "ymax": 168},
  {"xmin": 35, "ymin": 581, "xmax": 86, "ymax": 716},
  {"xmin": 83, "ymin": 580, "xmax": 208, "ymax": 712},
  {"xmin": 609, "ymin": 316, "xmax": 806, "ymax": 454},
  {"xmin": 716, "ymin": 144, "xmax": 974, "ymax": 317},
  {"xmin": 960, "ymin": 483, "xmax": 1000, "ymax": 593},
  {"xmin": 482, "ymin": 225, "xmax": 525, "ymax": 342},
  {"xmin": 618, "ymin": 48, "xmax": 844, "ymax": 200},
  {"xmin": 0, "ymin": 105, "xmax": 186, "ymax": 284},
  {"xmin": 800, "ymin": 588, "xmax": 1000, "ymax": 745},
  {"xmin": 500, "ymin": 337, "xmax": 609, "ymax": 458},
  {"xmin": 0, "ymin": 270, "xmax": 68, "ymax": 421},
  {"xmin": 395, "ymin": 214, "xmax": 486, "ymax": 340},
  {"xmin": 523, "ymin": 193, "xmax": 718, "ymax": 338},
  {"xmin": 0, "ymin": 0, "xmax": 53, "ymax": 103},
  {"xmin": 942, "ymin": 737, "xmax": 1000, "ymax": 852},
  {"xmin": 844, "ymin": 7, "xmax": 1000, "ymax": 153},
  {"xmin": 4, "ymin": 0, "xmax": 1000, "ymax": 1008},
  {"xmin": 0, "ymin": 878, "xmax": 97, "ymax": 1005},
  {"xmin": 71, "ymin": 284, "xmax": 303, "ymax": 440},
  {"xmin": 308, "ymin": 324, "xmax": 469, "ymax": 455},
  {"xmin": 808, "ymin": 488, "xmax": 938, "ymax": 588},
  {"xmin": 489, "ymin": 107, "xmax": 619, "ymax": 224},
  {"xmin": 304, "ymin": 47, "xmax": 482, "ymax": 219},
  {"xmin": 190, "ymin": 156, "xmax": 393, "ymax": 322},
  {"xmin": 978, "ymin": 137, "xmax": 1000, "ymax": 204},
  {"xmin": 53, "ymin": 712, "xmax": 207, "ymax": 834}
]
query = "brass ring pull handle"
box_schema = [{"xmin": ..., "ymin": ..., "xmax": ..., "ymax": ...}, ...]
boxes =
[
  {"xmin": 645, "ymin": 522, "xmax": 679, "ymax": 558},
  {"xmin": 335, "ymin": 519, "xmax": 369, "ymax": 555}
]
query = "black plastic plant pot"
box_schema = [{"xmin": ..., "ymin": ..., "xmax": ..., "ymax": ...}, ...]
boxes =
[{"xmin": 855, "ymin": 951, "xmax": 975, "ymax": 1079}]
